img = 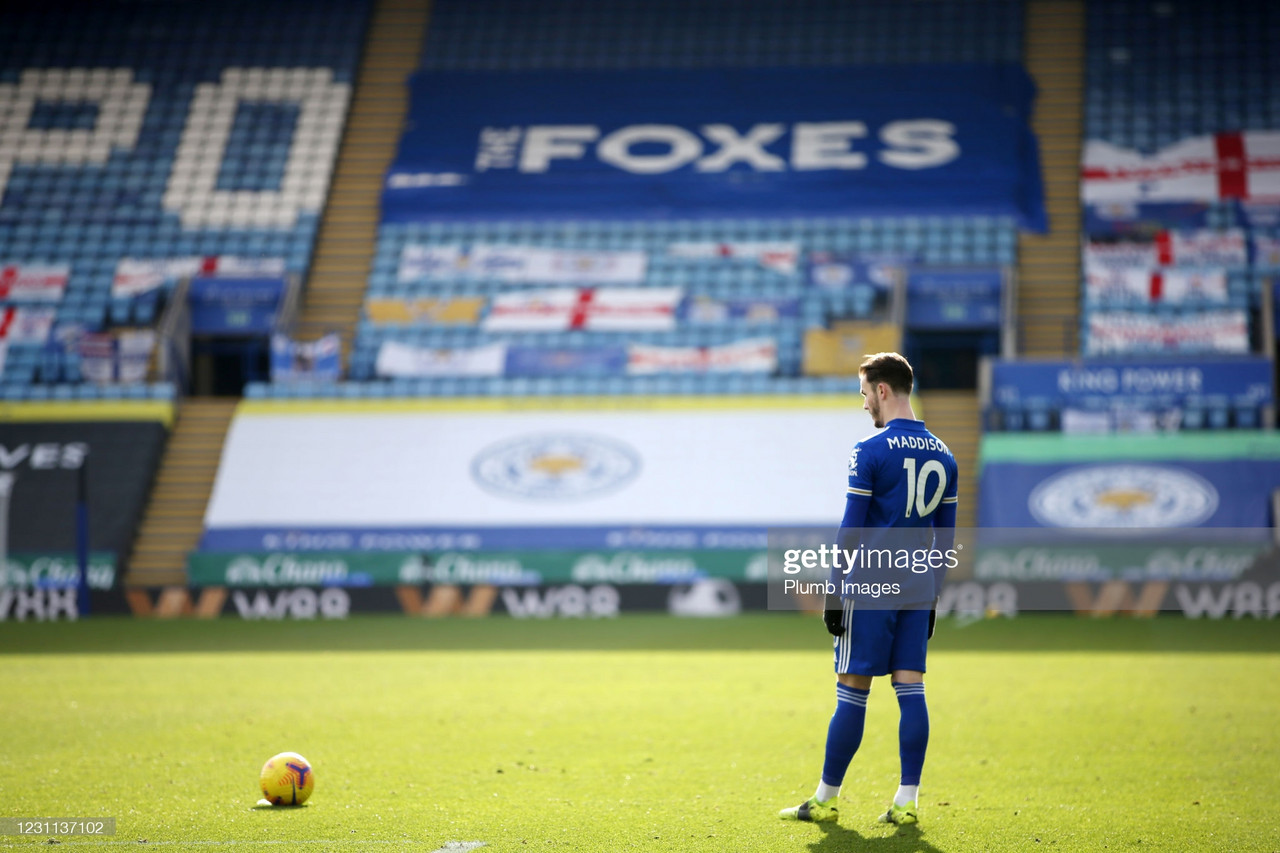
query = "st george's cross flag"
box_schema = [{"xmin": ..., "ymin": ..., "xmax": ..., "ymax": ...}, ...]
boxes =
[
  {"xmin": 482, "ymin": 288, "xmax": 682, "ymax": 331},
  {"xmin": 1082, "ymin": 131, "xmax": 1280, "ymax": 202}
]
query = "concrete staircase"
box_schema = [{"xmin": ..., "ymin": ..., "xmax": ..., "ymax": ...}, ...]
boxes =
[
  {"xmin": 1017, "ymin": 0, "xmax": 1085, "ymax": 357},
  {"xmin": 126, "ymin": 399, "xmax": 238, "ymax": 586},
  {"xmin": 123, "ymin": 0, "xmax": 432, "ymax": 587},
  {"xmin": 293, "ymin": 0, "xmax": 432, "ymax": 350}
]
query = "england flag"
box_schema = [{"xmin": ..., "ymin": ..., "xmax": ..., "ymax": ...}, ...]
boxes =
[
  {"xmin": 482, "ymin": 288, "xmax": 682, "ymax": 332},
  {"xmin": 1082, "ymin": 131, "xmax": 1280, "ymax": 202},
  {"xmin": 0, "ymin": 264, "xmax": 69, "ymax": 302}
]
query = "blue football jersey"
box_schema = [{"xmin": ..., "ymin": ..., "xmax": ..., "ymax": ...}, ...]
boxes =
[
  {"xmin": 840, "ymin": 418, "xmax": 959, "ymax": 603},
  {"xmin": 847, "ymin": 418, "xmax": 959, "ymax": 530},
  {"xmin": 834, "ymin": 414, "xmax": 957, "ymax": 635}
]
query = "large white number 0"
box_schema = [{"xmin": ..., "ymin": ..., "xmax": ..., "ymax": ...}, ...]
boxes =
[
  {"xmin": 164, "ymin": 67, "xmax": 350, "ymax": 229},
  {"xmin": 901, "ymin": 457, "xmax": 947, "ymax": 519}
]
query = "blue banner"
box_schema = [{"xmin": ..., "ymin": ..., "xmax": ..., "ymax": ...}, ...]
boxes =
[
  {"xmin": 979, "ymin": 458, "xmax": 1280, "ymax": 528},
  {"xmin": 188, "ymin": 276, "xmax": 283, "ymax": 335},
  {"xmin": 807, "ymin": 252, "xmax": 910, "ymax": 291},
  {"xmin": 198, "ymin": 525, "xmax": 777, "ymax": 552},
  {"xmin": 383, "ymin": 65, "xmax": 1046, "ymax": 230},
  {"xmin": 505, "ymin": 346, "xmax": 628, "ymax": 377},
  {"xmin": 906, "ymin": 267, "xmax": 1003, "ymax": 330},
  {"xmin": 1083, "ymin": 202, "xmax": 1213, "ymax": 237},
  {"xmin": 990, "ymin": 357, "xmax": 1274, "ymax": 408},
  {"xmin": 270, "ymin": 333, "xmax": 342, "ymax": 382},
  {"xmin": 1236, "ymin": 200, "xmax": 1280, "ymax": 231}
]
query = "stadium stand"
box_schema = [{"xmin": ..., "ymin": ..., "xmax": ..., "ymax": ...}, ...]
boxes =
[
  {"xmin": 1078, "ymin": 0, "xmax": 1277, "ymax": 359},
  {"xmin": 129, "ymin": 0, "xmax": 427, "ymax": 586},
  {"xmin": 249, "ymin": 0, "xmax": 1028, "ymax": 402},
  {"xmin": 975, "ymin": 0, "xmax": 1277, "ymax": 536},
  {"xmin": 0, "ymin": 0, "xmax": 370, "ymax": 399},
  {"xmin": 0, "ymin": 0, "xmax": 1044, "ymax": 587},
  {"xmin": 208, "ymin": 0, "xmax": 1046, "ymax": 583},
  {"xmin": 321, "ymin": 216, "xmax": 1015, "ymax": 391},
  {"xmin": 983, "ymin": 0, "xmax": 1278, "ymax": 434},
  {"xmin": 418, "ymin": 0, "xmax": 1024, "ymax": 70},
  {"xmin": 1084, "ymin": 1, "xmax": 1279, "ymax": 150},
  {"xmin": 213, "ymin": 0, "xmax": 1042, "ymax": 567},
  {"xmin": 0, "ymin": 0, "xmax": 372, "ymax": 587}
]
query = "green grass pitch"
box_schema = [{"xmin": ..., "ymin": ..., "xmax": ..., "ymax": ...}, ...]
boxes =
[{"xmin": 2, "ymin": 614, "xmax": 1279, "ymax": 851}]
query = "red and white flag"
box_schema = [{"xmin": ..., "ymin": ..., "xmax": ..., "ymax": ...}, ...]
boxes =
[
  {"xmin": 1083, "ymin": 229, "xmax": 1248, "ymax": 269},
  {"xmin": 1085, "ymin": 268, "xmax": 1229, "ymax": 304},
  {"xmin": 1082, "ymin": 131, "xmax": 1280, "ymax": 202},
  {"xmin": 198, "ymin": 256, "xmax": 286, "ymax": 278},
  {"xmin": 0, "ymin": 264, "xmax": 68, "ymax": 302},
  {"xmin": 399, "ymin": 245, "xmax": 648, "ymax": 284},
  {"xmin": 666, "ymin": 242, "xmax": 800, "ymax": 275},
  {"xmin": 483, "ymin": 288, "xmax": 682, "ymax": 332},
  {"xmin": 0, "ymin": 306, "xmax": 56, "ymax": 343},
  {"xmin": 113, "ymin": 256, "xmax": 287, "ymax": 298},
  {"xmin": 374, "ymin": 341, "xmax": 508, "ymax": 378},
  {"xmin": 1087, "ymin": 310, "xmax": 1249, "ymax": 355},
  {"xmin": 113, "ymin": 258, "xmax": 198, "ymax": 298},
  {"xmin": 627, "ymin": 337, "xmax": 778, "ymax": 375}
]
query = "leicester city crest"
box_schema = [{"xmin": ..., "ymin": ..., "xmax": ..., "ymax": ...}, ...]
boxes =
[
  {"xmin": 1028, "ymin": 464, "xmax": 1219, "ymax": 528},
  {"xmin": 471, "ymin": 433, "xmax": 642, "ymax": 501}
]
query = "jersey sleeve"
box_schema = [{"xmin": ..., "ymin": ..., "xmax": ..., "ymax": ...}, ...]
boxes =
[
  {"xmin": 836, "ymin": 440, "xmax": 873, "ymax": 568},
  {"xmin": 846, "ymin": 439, "xmax": 875, "ymax": 502},
  {"xmin": 941, "ymin": 453, "xmax": 959, "ymax": 507}
]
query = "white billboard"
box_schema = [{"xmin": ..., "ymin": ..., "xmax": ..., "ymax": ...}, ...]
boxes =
[{"xmin": 201, "ymin": 398, "xmax": 875, "ymax": 550}]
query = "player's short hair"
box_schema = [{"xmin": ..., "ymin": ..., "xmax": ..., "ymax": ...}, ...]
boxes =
[{"xmin": 859, "ymin": 352, "xmax": 914, "ymax": 396}]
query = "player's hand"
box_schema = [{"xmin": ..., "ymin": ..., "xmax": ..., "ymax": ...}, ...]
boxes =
[
  {"xmin": 823, "ymin": 598, "xmax": 845, "ymax": 636},
  {"xmin": 927, "ymin": 598, "xmax": 939, "ymax": 639}
]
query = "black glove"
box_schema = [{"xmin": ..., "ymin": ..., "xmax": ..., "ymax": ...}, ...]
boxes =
[
  {"xmin": 927, "ymin": 598, "xmax": 939, "ymax": 639},
  {"xmin": 823, "ymin": 595, "xmax": 845, "ymax": 636}
]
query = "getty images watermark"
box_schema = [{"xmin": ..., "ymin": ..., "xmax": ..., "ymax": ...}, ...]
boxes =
[
  {"xmin": 765, "ymin": 527, "xmax": 1280, "ymax": 613},
  {"xmin": 767, "ymin": 528, "xmax": 964, "ymax": 611}
]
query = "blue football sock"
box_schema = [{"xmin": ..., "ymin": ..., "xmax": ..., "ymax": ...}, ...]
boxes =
[
  {"xmin": 820, "ymin": 683, "xmax": 869, "ymax": 788},
  {"xmin": 894, "ymin": 681, "xmax": 929, "ymax": 786}
]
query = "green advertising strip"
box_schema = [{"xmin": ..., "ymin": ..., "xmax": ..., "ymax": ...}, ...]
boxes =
[
  {"xmin": 974, "ymin": 542, "xmax": 1268, "ymax": 582},
  {"xmin": 979, "ymin": 432, "xmax": 1280, "ymax": 469},
  {"xmin": 0, "ymin": 553, "xmax": 117, "ymax": 590},
  {"xmin": 187, "ymin": 550, "xmax": 769, "ymax": 588}
]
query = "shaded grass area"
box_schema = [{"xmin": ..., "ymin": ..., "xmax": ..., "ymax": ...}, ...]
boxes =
[{"xmin": 2, "ymin": 612, "xmax": 1279, "ymax": 655}]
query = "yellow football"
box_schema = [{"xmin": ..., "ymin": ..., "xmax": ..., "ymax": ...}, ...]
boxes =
[{"xmin": 259, "ymin": 752, "xmax": 315, "ymax": 806}]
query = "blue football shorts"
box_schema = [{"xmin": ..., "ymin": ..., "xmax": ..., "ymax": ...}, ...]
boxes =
[{"xmin": 832, "ymin": 598, "xmax": 930, "ymax": 676}]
